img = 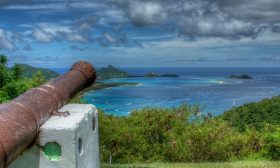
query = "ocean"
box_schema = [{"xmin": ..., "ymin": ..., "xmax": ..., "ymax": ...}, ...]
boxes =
[{"xmin": 52, "ymin": 67, "xmax": 280, "ymax": 116}]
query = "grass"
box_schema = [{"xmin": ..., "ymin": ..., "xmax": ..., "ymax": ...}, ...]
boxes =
[{"xmin": 101, "ymin": 161, "xmax": 280, "ymax": 168}]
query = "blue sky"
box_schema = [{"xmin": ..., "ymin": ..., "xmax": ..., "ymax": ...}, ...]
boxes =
[{"xmin": 0, "ymin": 0, "xmax": 280, "ymax": 68}]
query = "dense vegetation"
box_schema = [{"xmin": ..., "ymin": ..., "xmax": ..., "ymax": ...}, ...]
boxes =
[
  {"xmin": 0, "ymin": 54, "xmax": 47, "ymax": 103},
  {"xmin": 221, "ymin": 96, "xmax": 280, "ymax": 161},
  {"xmin": 10, "ymin": 63, "xmax": 59, "ymax": 80},
  {"xmin": 99, "ymin": 104, "xmax": 280, "ymax": 164},
  {"xmin": 222, "ymin": 96, "xmax": 280, "ymax": 132}
]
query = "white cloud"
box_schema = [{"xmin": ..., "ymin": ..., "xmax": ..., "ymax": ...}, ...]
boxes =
[
  {"xmin": 104, "ymin": 32, "xmax": 118, "ymax": 43},
  {"xmin": 66, "ymin": 34, "xmax": 88, "ymax": 43},
  {"xmin": 30, "ymin": 20, "xmax": 95, "ymax": 43},
  {"xmin": 32, "ymin": 29, "xmax": 54, "ymax": 43},
  {"xmin": 2, "ymin": 0, "xmax": 280, "ymax": 54},
  {"xmin": 0, "ymin": 28, "xmax": 14, "ymax": 50},
  {"xmin": 128, "ymin": 1, "xmax": 166, "ymax": 26},
  {"xmin": 100, "ymin": 0, "xmax": 280, "ymax": 39}
]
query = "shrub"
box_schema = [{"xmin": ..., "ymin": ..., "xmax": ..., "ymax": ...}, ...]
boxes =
[
  {"xmin": 261, "ymin": 125, "xmax": 280, "ymax": 160},
  {"xmin": 99, "ymin": 105, "xmax": 255, "ymax": 163}
]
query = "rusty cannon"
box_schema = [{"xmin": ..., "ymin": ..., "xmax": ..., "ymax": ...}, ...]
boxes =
[{"xmin": 0, "ymin": 61, "xmax": 96, "ymax": 168}]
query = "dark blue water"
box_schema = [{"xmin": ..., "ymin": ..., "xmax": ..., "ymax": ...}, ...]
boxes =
[{"xmin": 53, "ymin": 67, "xmax": 280, "ymax": 116}]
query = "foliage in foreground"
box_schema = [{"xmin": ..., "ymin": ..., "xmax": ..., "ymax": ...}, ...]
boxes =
[
  {"xmin": 0, "ymin": 54, "xmax": 47, "ymax": 103},
  {"xmin": 222, "ymin": 96, "xmax": 280, "ymax": 132},
  {"xmin": 220, "ymin": 95, "xmax": 280, "ymax": 161},
  {"xmin": 99, "ymin": 105, "xmax": 262, "ymax": 164}
]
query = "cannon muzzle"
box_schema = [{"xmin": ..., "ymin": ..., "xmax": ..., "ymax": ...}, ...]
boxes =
[{"xmin": 0, "ymin": 61, "xmax": 96, "ymax": 167}]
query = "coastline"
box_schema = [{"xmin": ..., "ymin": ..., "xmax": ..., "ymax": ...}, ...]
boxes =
[{"xmin": 69, "ymin": 81, "xmax": 139, "ymax": 103}]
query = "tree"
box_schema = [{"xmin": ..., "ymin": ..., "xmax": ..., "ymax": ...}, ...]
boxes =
[
  {"xmin": 3, "ymin": 82, "xmax": 19, "ymax": 99},
  {"xmin": 0, "ymin": 54, "xmax": 48, "ymax": 102},
  {"xmin": 32, "ymin": 71, "xmax": 46, "ymax": 86},
  {"xmin": 12, "ymin": 64, "xmax": 23, "ymax": 80},
  {"xmin": 0, "ymin": 65, "xmax": 10, "ymax": 88},
  {"xmin": 0, "ymin": 54, "xmax": 8, "ymax": 66},
  {"xmin": 0, "ymin": 90, "xmax": 9, "ymax": 103},
  {"xmin": 0, "ymin": 68, "xmax": 7, "ymax": 88}
]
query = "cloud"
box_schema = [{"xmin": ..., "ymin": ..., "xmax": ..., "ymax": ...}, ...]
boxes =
[
  {"xmin": 28, "ymin": 15, "xmax": 143, "ymax": 48},
  {"xmin": 128, "ymin": 1, "xmax": 166, "ymax": 26},
  {"xmin": 102, "ymin": 32, "xmax": 126, "ymax": 44},
  {"xmin": 2, "ymin": 0, "xmax": 280, "ymax": 52},
  {"xmin": 0, "ymin": 28, "xmax": 14, "ymax": 50},
  {"xmin": 214, "ymin": 0, "xmax": 280, "ymax": 23},
  {"xmin": 97, "ymin": 31, "xmax": 143, "ymax": 48},
  {"xmin": 97, "ymin": 32, "xmax": 126, "ymax": 46},
  {"xmin": 30, "ymin": 17, "xmax": 98, "ymax": 43},
  {"xmin": 32, "ymin": 28, "xmax": 54, "ymax": 43},
  {"xmin": 76, "ymin": 16, "xmax": 98, "ymax": 32},
  {"xmin": 101, "ymin": 0, "xmax": 280, "ymax": 39},
  {"xmin": 0, "ymin": 28, "xmax": 31, "ymax": 51}
]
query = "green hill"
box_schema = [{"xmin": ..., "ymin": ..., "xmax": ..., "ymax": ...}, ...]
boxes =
[
  {"xmin": 221, "ymin": 96, "xmax": 280, "ymax": 131},
  {"xmin": 97, "ymin": 65, "xmax": 130, "ymax": 80},
  {"xmin": 10, "ymin": 64, "xmax": 59, "ymax": 80}
]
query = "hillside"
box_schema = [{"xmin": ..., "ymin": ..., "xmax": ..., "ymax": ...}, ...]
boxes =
[
  {"xmin": 10, "ymin": 64, "xmax": 59, "ymax": 80},
  {"xmin": 221, "ymin": 95, "xmax": 280, "ymax": 131},
  {"xmin": 97, "ymin": 65, "xmax": 130, "ymax": 80}
]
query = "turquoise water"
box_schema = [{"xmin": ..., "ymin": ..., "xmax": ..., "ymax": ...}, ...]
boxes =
[{"xmin": 82, "ymin": 67, "xmax": 280, "ymax": 116}]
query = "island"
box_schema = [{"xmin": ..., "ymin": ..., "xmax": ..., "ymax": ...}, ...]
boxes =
[
  {"xmin": 144, "ymin": 72, "xmax": 159, "ymax": 77},
  {"xmin": 228, "ymin": 74, "xmax": 253, "ymax": 79},
  {"xmin": 97, "ymin": 65, "xmax": 180, "ymax": 79},
  {"xmin": 144, "ymin": 72, "xmax": 179, "ymax": 78},
  {"xmin": 97, "ymin": 65, "xmax": 130, "ymax": 80}
]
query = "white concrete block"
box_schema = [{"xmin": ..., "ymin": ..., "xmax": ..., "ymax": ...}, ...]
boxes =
[{"xmin": 8, "ymin": 104, "xmax": 99, "ymax": 168}]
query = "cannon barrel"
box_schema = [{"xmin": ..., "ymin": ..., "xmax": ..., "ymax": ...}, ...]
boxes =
[{"xmin": 0, "ymin": 61, "xmax": 96, "ymax": 168}]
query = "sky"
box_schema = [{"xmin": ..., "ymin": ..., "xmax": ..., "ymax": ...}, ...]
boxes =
[{"xmin": 0, "ymin": 0, "xmax": 280, "ymax": 68}]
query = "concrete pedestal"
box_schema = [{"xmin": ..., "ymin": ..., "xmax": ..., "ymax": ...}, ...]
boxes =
[{"xmin": 8, "ymin": 104, "xmax": 99, "ymax": 168}]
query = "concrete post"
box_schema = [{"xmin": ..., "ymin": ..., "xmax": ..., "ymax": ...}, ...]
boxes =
[{"xmin": 8, "ymin": 104, "xmax": 99, "ymax": 168}]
